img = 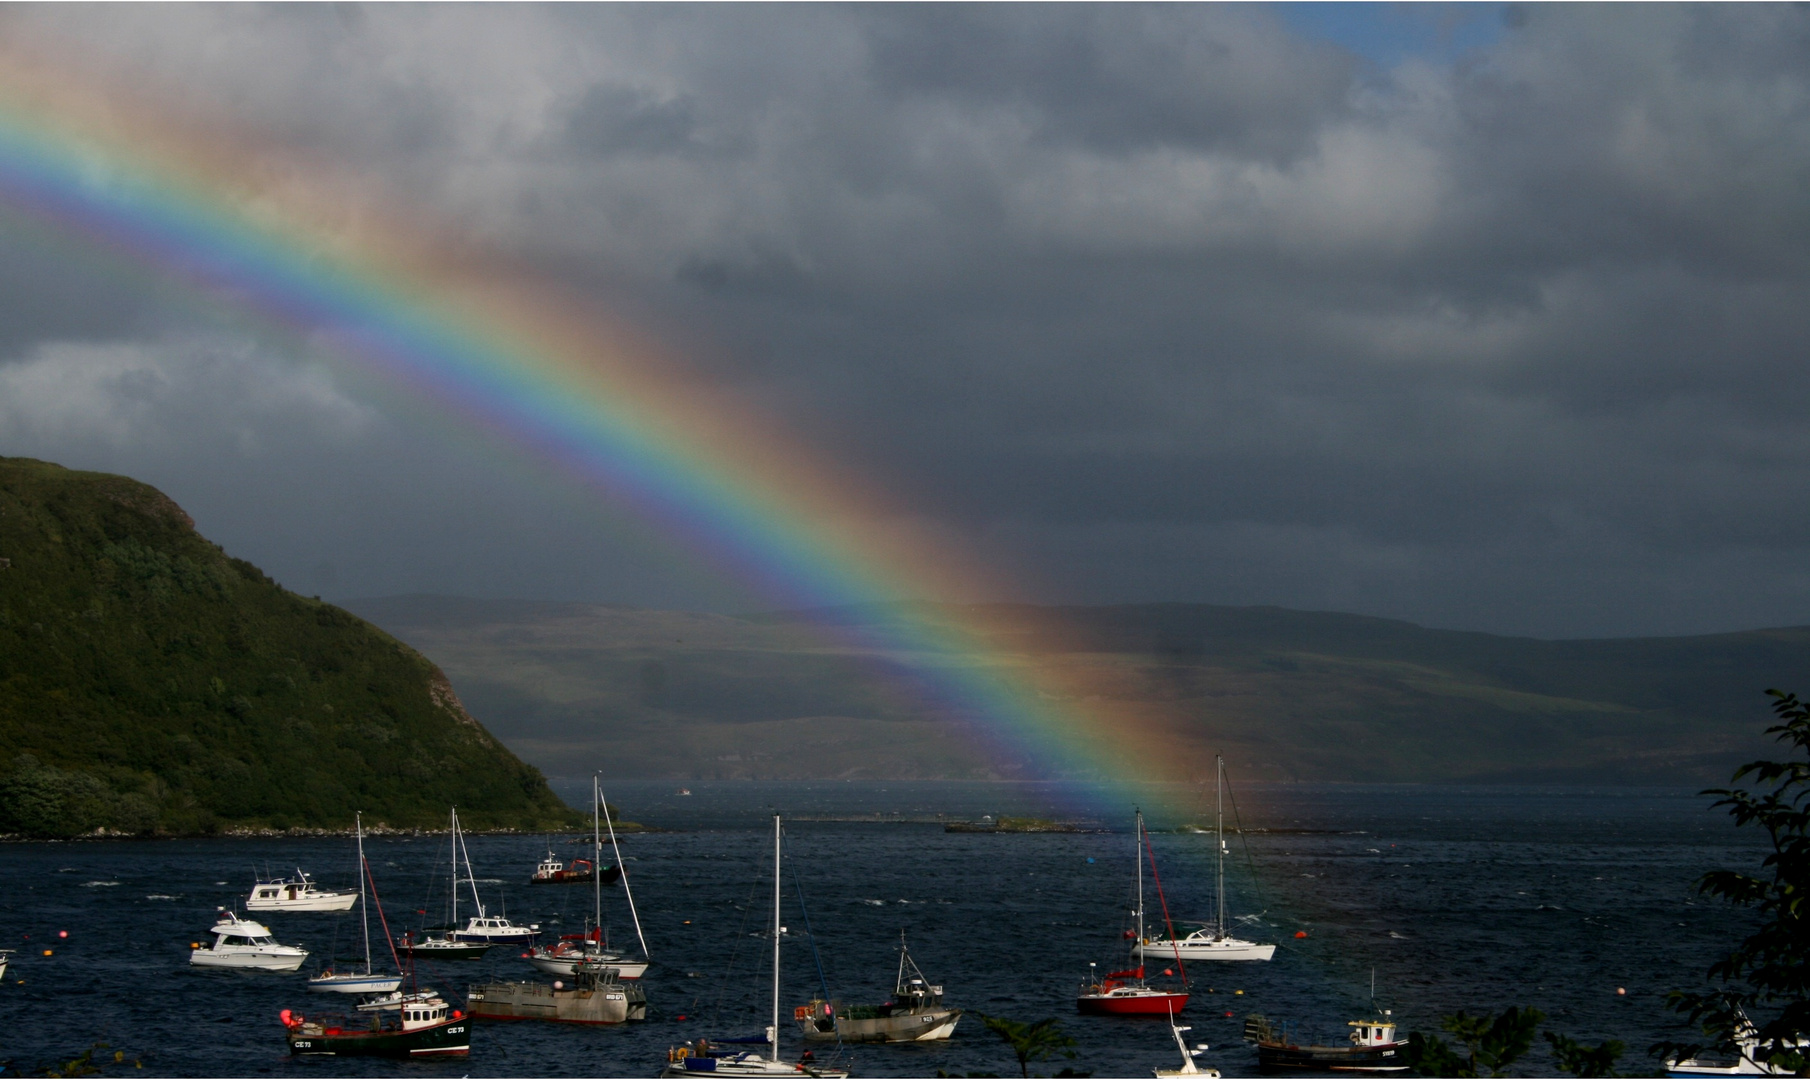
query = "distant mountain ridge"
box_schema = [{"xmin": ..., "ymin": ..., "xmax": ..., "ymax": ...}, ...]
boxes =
[
  {"xmin": 346, "ymin": 594, "xmax": 1810, "ymax": 785},
  {"xmin": 0, "ymin": 459, "xmax": 575, "ymax": 837}
]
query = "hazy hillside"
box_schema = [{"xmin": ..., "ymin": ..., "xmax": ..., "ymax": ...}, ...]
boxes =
[
  {"xmin": 345, "ymin": 595, "xmax": 1810, "ymax": 785},
  {"xmin": 0, "ymin": 458, "xmax": 575, "ymax": 837}
]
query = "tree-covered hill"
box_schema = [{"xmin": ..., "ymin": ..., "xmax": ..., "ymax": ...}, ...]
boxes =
[{"xmin": 0, "ymin": 457, "xmax": 576, "ymax": 837}]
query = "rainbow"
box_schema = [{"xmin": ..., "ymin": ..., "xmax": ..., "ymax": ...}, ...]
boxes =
[{"xmin": 0, "ymin": 52, "xmax": 1216, "ymax": 817}]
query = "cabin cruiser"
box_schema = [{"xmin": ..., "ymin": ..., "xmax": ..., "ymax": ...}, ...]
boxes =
[
  {"xmin": 189, "ymin": 912, "xmax": 309, "ymax": 970},
  {"xmin": 246, "ymin": 871, "xmax": 357, "ymax": 913}
]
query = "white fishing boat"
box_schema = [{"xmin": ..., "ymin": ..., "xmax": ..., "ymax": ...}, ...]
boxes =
[
  {"xmin": 246, "ymin": 870, "xmax": 357, "ymax": 913},
  {"xmin": 1138, "ymin": 757, "xmax": 1275, "ymax": 964},
  {"xmin": 526, "ymin": 778, "xmax": 651, "ymax": 978},
  {"xmin": 662, "ymin": 815, "xmax": 849, "ymax": 1078},
  {"xmin": 1155, "ymin": 1013, "xmax": 1220, "ymax": 1078},
  {"xmin": 308, "ymin": 814, "xmax": 404, "ymax": 995},
  {"xmin": 190, "ymin": 912, "xmax": 309, "ymax": 970}
]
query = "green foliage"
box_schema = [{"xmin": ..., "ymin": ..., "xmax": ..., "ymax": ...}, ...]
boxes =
[
  {"xmin": 1543, "ymin": 1031, "xmax": 1624, "ymax": 1077},
  {"xmin": 979, "ymin": 1015, "xmax": 1078, "ymax": 1078},
  {"xmin": 1657, "ymin": 689, "xmax": 1810, "ymax": 1073},
  {"xmin": 0, "ymin": 458, "xmax": 577, "ymax": 835},
  {"xmin": 1404, "ymin": 1007, "xmax": 1544, "ymax": 1077}
]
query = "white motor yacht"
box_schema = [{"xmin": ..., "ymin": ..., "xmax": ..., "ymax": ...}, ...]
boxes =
[
  {"xmin": 190, "ymin": 912, "xmax": 309, "ymax": 970},
  {"xmin": 246, "ymin": 871, "xmax": 357, "ymax": 913}
]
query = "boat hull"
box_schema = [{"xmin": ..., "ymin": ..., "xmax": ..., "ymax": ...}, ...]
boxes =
[
  {"xmin": 399, "ymin": 937, "xmax": 492, "ymax": 961},
  {"xmin": 467, "ymin": 979, "xmax": 647, "ymax": 1025},
  {"xmin": 247, "ymin": 895, "xmax": 357, "ymax": 913},
  {"xmin": 799, "ymin": 1006, "xmax": 961, "ymax": 1043},
  {"xmin": 661, "ymin": 1050, "xmax": 848, "ymax": 1077},
  {"xmin": 1077, "ymin": 990, "xmax": 1189, "ymax": 1016},
  {"xmin": 191, "ymin": 949, "xmax": 308, "ymax": 971},
  {"xmin": 287, "ymin": 1016, "xmax": 470, "ymax": 1057},
  {"xmin": 308, "ymin": 973, "xmax": 404, "ymax": 993},
  {"xmin": 526, "ymin": 951, "xmax": 648, "ymax": 979},
  {"xmin": 530, "ymin": 865, "xmax": 622, "ymax": 886},
  {"xmin": 1255, "ymin": 1043, "xmax": 1406, "ymax": 1072}
]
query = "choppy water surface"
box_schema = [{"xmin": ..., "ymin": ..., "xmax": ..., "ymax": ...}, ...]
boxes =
[{"xmin": 0, "ymin": 782, "xmax": 1765, "ymax": 1077}]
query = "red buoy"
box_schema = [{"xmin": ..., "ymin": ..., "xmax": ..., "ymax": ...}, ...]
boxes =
[{"xmin": 1294, "ymin": 931, "xmax": 1308, "ymax": 938}]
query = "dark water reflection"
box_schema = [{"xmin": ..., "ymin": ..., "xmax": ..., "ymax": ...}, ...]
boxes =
[{"xmin": 0, "ymin": 782, "xmax": 1763, "ymax": 1077}]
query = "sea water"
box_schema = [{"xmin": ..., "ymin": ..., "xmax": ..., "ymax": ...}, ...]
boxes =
[{"xmin": 0, "ymin": 782, "xmax": 1765, "ymax": 1077}]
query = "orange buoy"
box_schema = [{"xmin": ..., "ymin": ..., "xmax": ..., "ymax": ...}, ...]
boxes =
[
  {"xmin": 42, "ymin": 949, "xmax": 52, "ymax": 956},
  {"xmin": 1294, "ymin": 931, "xmax": 1308, "ymax": 938},
  {"xmin": 1616, "ymin": 987, "xmax": 1626, "ymax": 996}
]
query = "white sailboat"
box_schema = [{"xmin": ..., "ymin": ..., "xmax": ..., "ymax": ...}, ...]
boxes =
[
  {"xmin": 444, "ymin": 807, "xmax": 538, "ymax": 945},
  {"xmin": 662, "ymin": 815, "xmax": 849, "ymax": 1078},
  {"xmin": 1154, "ymin": 1012, "xmax": 1220, "ymax": 1077},
  {"xmin": 1138, "ymin": 756, "xmax": 1275, "ymax": 963},
  {"xmin": 526, "ymin": 777, "xmax": 650, "ymax": 978},
  {"xmin": 308, "ymin": 813, "xmax": 404, "ymax": 994}
]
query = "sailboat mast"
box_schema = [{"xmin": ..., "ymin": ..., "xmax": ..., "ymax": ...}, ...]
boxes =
[
  {"xmin": 772, "ymin": 813, "xmax": 782, "ymax": 1064},
  {"xmin": 356, "ymin": 811, "xmax": 371, "ymax": 975},
  {"xmin": 1215, "ymin": 755, "xmax": 1226, "ymax": 940},
  {"xmin": 1135, "ymin": 808, "xmax": 1146, "ymax": 955},
  {"xmin": 448, "ymin": 807, "xmax": 459, "ymax": 928},
  {"xmin": 592, "ymin": 775, "xmax": 602, "ymax": 950},
  {"xmin": 454, "ymin": 807, "xmax": 485, "ymax": 917}
]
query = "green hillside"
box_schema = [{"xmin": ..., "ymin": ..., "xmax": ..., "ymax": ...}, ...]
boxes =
[
  {"xmin": 0, "ymin": 458, "xmax": 576, "ymax": 837},
  {"xmin": 345, "ymin": 596, "xmax": 1810, "ymax": 785}
]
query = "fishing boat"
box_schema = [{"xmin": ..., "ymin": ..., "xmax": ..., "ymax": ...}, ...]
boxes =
[
  {"xmin": 525, "ymin": 779, "xmax": 651, "ymax": 977},
  {"xmin": 282, "ymin": 993, "xmax": 469, "ymax": 1057},
  {"xmin": 1243, "ymin": 1013, "xmax": 1407, "ymax": 1072},
  {"xmin": 1139, "ymin": 757, "xmax": 1275, "ymax": 963},
  {"xmin": 1155, "ymin": 1012, "xmax": 1220, "ymax": 1078},
  {"xmin": 661, "ymin": 815, "xmax": 850, "ymax": 1078},
  {"xmin": 529, "ymin": 848, "xmax": 622, "ymax": 886},
  {"xmin": 469, "ymin": 958, "xmax": 648, "ymax": 1025},
  {"xmin": 190, "ymin": 912, "xmax": 309, "ymax": 970},
  {"xmin": 797, "ymin": 932, "xmax": 960, "ymax": 1043},
  {"xmin": 308, "ymin": 814, "xmax": 404, "ymax": 995},
  {"xmin": 246, "ymin": 870, "xmax": 357, "ymax": 913},
  {"xmin": 1079, "ymin": 810, "xmax": 1190, "ymax": 1016}
]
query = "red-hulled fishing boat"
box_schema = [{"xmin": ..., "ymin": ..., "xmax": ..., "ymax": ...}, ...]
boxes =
[{"xmin": 1077, "ymin": 809, "xmax": 1190, "ymax": 1016}]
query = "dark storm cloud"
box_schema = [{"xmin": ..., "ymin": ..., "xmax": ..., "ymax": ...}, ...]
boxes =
[{"xmin": 4, "ymin": 4, "xmax": 1810, "ymax": 637}]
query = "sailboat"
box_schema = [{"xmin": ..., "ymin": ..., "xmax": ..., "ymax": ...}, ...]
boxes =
[
  {"xmin": 308, "ymin": 814, "xmax": 404, "ymax": 994},
  {"xmin": 662, "ymin": 815, "xmax": 850, "ymax": 1078},
  {"xmin": 525, "ymin": 779, "xmax": 650, "ymax": 979},
  {"xmin": 1155, "ymin": 1009, "xmax": 1220, "ymax": 1078},
  {"xmin": 1138, "ymin": 756, "xmax": 1276, "ymax": 963},
  {"xmin": 444, "ymin": 808, "xmax": 538, "ymax": 944},
  {"xmin": 395, "ymin": 809, "xmax": 515, "ymax": 959},
  {"xmin": 1078, "ymin": 809, "xmax": 1190, "ymax": 1016},
  {"xmin": 469, "ymin": 776, "xmax": 650, "ymax": 1025}
]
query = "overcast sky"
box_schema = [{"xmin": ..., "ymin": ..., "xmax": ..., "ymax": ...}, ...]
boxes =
[{"xmin": 2, "ymin": 4, "xmax": 1808, "ymax": 640}]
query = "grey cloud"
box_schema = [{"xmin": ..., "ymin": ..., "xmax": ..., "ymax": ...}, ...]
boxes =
[{"xmin": 4, "ymin": 5, "xmax": 1810, "ymax": 637}]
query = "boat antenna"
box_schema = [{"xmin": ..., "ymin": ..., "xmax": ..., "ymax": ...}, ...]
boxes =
[{"xmin": 598, "ymin": 781, "xmax": 650, "ymax": 960}]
